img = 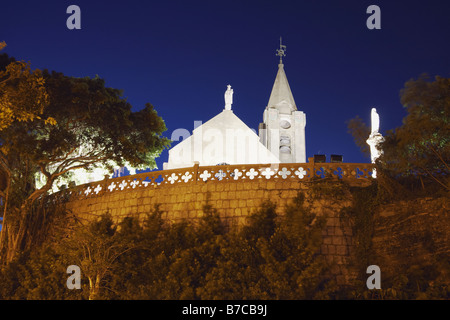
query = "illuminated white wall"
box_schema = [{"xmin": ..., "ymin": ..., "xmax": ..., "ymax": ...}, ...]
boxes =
[{"xmin": 164, "ymin": 110, "xmax": 280, "ymax": 169}]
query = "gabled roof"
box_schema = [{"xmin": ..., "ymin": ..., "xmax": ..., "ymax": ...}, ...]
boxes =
[{"xmin": 165, "ymin": 110, "xmax": 280, "ymax": 169}]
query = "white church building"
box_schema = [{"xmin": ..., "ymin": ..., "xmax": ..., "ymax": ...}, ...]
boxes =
[
  {"xmin": 36, "ymin": 42, "xmax": 384, "ymax": 193},
  {"xmin": 164, "ymin": 41, "xmax": 306, "ymax": 170}
]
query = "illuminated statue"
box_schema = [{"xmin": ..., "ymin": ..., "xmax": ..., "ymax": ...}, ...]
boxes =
[
  {"xmin": 370, "ymin": 107, "xmax": 379, "ymax": 134},
  {"xmin": 224, "ymin": 84, "xmax": 233, "ymax": 110},
  {"xmin": 366, "ymin": 108, "xmax": 384, "ymax": 178}
]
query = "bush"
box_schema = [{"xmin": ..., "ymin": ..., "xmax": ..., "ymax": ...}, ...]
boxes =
[{"xmin": 0, "ymin": 195, "xmax": 333, "ymax": 300}]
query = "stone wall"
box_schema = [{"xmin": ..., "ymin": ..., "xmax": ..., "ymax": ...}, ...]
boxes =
[
  {"xmin": 59, "ymin": 161, "xmax": 448, "ymax": 291},
  {"xmin": 65, "ymin": 177, "xmax": 362, "ymax": 285}
]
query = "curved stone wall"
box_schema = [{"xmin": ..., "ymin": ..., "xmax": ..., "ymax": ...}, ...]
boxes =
[
  {"xmin": 61, "ymin": 161, "xmax": 372, "ymax": 225},
  {"xmin": 60, "ymin": 161, "xmax": 373, "ymax": 284}
]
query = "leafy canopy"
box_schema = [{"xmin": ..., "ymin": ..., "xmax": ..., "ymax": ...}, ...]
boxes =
[
  {"xmin": 1, "ymin": 67, "xmax": 170, "ymax": 196},
  {"xmin": 0, "ymin": 51, "xmax": 50, "ymax": 131},
  {"xmin": 0, "ymin": 53, "xmax": 170, "ymax": 263},
  {"xmin": 380, "ymin": 75, "xmax": 449, "ymax": 190},
  {"xmin": 347, "ymin": 74, "xmax": 449, "ymax": 191}
]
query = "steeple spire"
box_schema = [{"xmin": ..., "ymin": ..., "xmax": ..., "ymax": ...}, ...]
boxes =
[{"xmin": 267, "ymin": 38, "xmax": 296, "ymax": 113}]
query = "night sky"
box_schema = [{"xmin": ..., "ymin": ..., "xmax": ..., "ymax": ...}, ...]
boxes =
[{"xmin": 1, "ymin": 0, "xmax": 449, "ymax": 170}]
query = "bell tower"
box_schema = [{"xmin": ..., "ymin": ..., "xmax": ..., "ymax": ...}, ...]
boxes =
[{"xmin": 259, "ymin": 39, "xmax": 306, "ymax": 163}]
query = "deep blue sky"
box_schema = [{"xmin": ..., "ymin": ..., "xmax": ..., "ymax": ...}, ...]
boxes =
[{"xmin": 1, "ymin": 0, "xmax": 449, "ymax": 170}]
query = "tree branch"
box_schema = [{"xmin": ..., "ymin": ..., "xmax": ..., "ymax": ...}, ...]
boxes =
[
  {"xmin": 428, "ymin": 144, "xmax": 450, "ymax": 172},
  {"xmin": 420, "ymin": 165, "xmax": 450, "ymax": 191}
]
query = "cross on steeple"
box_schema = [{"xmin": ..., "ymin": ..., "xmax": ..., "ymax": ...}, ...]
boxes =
[{"xmin": 276, "ymin": 37, "xmax": 286, "ymax": 64}]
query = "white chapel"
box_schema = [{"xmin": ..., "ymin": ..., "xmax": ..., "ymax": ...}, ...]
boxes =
[{"xmin": 164, "ymin": 41, "xmax": 306, "ymax": 170}]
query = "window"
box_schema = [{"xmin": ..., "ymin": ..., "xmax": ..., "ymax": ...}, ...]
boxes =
[{"xmin": 280, "ymin": 120, "xmax": 291, "ymax": 129}]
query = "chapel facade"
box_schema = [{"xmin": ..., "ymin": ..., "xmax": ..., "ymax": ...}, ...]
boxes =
[{"xmin": 164, "ymin": 41, "xmax": 306, "ymax": 170}]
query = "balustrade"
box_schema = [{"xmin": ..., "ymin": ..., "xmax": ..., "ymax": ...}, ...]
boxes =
[{"xmin": 51, "ymin": 159, "xmax": 374, "ymax": 202}]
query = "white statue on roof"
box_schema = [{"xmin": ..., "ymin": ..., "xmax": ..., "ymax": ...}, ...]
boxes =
[
  {"xmin": 224, "ymin": 84, "xmax": 233, "ymax": 110},
  {"xmin": 164, "ymin": 83, "xmax": 279, "ymax": 169}
]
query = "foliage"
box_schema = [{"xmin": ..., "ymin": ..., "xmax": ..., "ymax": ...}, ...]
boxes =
[
  {"xmin": 0, "ymin": 43, "xmax": 50, "ymax": 132},
  {"xmin": 0, "ymin": 53, "xmax": 170, "ymax": 263},
  {"xmin": 379, "ymin": 74, "xmax": 449, "ymax": 192},
  {"xmin": 6, "ymin": 69, "xmax": 170, "ymax": 189},
  {"xmin": 0, "ymin": 246, "xmax": 73, "ymax": 300},
  {"xmin": 338, "ymin": 182, "xmax": 450, "ymax": 300},
  {"xmin": 0, "ymin": 196, "xmax": 333, "ymax": 300},
  {"xmin": 347, "ymin": 74, "xmax": 450, "ymax": 194},
  {"xmin": 59, "ymin": 213, "xmax": 136, "ymax": 300},
  {"xmin": 1, "ymin": 188, "xmax": 448, "ymax": 300},
  {"xmin": 0, "ymin": 51, "xmax": 51, "ymax": 262},
  {"xmin": 0, "ymin": 54, "xmax": 50, "ymax": 131},
  {"xmin": 309, "ymin": 179, "xmax": 350, "ymax": 201},
  {"xmin": 346, "ymin": 116, "xmax": 370, "ymax": 158},
  {"xmin": 339, "ymin": 185, "xmax": 377, "ymax": 276}
]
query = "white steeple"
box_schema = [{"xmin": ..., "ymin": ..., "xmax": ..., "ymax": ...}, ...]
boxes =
[
  {"xmin": 267, "ymin": 62, "xmax": 297, "ymax": 114},
  {"xmin": 259, "ymin": 39, "xmax": 307, "ymax": 163},
  {"xmin": 268, "ymin": 37, "xmax": 297, "ymax": 114}
]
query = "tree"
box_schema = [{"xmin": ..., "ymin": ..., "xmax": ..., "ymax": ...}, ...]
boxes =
[
  {"xmin": 0, "ymin": 56, "xmax": 50, "ymax": 131},
  {"xmin": 0, "ymin": 51, "xmax": 51, "ymax": 263},
  {"xmin": 346, "ymin": 116, "xmax": 370, "ymax": 158},
  {"xmin": 60, "ymin": 214, "xmax": 135, "ymax": 300},
  {"xmin": 198, "ymin": 194, "xmax": 332, "ymax": 299},
  {"xmin": 0, "ymin": 61, "xmax": 170, "ymax": 263},
  {"xmin": 380, "ymin": 75, "xmax": 449, "ymax": 191},
  {"xmin": 0, "ymin": 196, "xmax": 335, "ymax": 300},
  {"xmin": 347, "ymin": 74, "xmax": 449, "ymax": 193}
]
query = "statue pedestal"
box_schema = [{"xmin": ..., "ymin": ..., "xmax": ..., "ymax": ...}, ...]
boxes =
[{"xmin": 366, "ymin": 133, "xmax": 384, "ymax": 178}]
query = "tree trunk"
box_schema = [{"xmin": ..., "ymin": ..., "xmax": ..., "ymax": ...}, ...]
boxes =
[
  {"xmin": 0, "ymin": 171, "xmax": 11, "ymax": 263},
  {"xmin": 3, "ymin": 207, "xmax": 28, "ymax": 264},
  {"xmin": 89, "ymin": 274, "xmax": 102, "ymax": 300},
  {"xmin": 1, "ymin": 185, "xmax": 50, "ymax": 264}
]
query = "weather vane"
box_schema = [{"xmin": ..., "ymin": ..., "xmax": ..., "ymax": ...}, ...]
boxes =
[{"xmin": 276, "ymin": 37, "xmax": 286, "ymax": 63}]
